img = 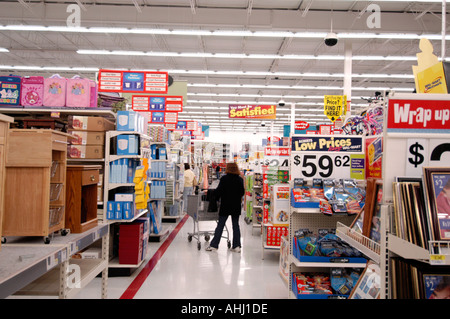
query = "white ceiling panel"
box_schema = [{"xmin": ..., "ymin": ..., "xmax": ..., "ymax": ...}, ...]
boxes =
[{"xmin": 0, "ymin": 0, "xmax": 449, "ymax": 130}]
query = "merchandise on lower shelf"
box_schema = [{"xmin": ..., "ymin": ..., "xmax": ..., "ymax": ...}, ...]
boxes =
[
  {"xmin": 265, "ymin": 225, "xmax": 288, "ymax": 247},
  {"xmin": 118, "ymin": 220, "xmax": 149, "ymax": 265},
  {"xmin": 292, "ymin": 228, "xmax": 367, "ymax": 263},
  {"xmin": 291, "ymin": 268, "xmax": 362, "ymax": 299}
]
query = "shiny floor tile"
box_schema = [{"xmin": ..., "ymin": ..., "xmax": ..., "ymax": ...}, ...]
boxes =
[{"xmin": 78, "ymin": 216, "xmax": 288, "ymax": 299}]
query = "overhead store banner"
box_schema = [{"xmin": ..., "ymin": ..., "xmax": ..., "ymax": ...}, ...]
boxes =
[
  {"xmin": 98, "ymin": 69, "xmax": 168, "ymax": 94},
  {"xmin": 387, "ymin": 97, "xmax": 450, "ymax": 133},
  {"xmin": 228, "ymin": 104, "xmax": 276, "ymax": 119},
  {"xmin": 131, "ymin": 95, "xmax": 183, "ymax": 112},
  {"xmin": 149, "ymin": 111, "xmax": 178, "ymax": 124},
  {"xmin": 324, "ymin": 95, "xmax": 346, "ymax": 122}
]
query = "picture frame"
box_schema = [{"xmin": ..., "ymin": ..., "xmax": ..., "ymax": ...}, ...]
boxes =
[
  {"xmin": 423, "ymin": 167, "xmax": 450, "ymax": 240},
  {"xmin": 362, "ymin": 178, "xmax": 383, "ymax": 241},
  {"xmin": 349, "ymin": 260, "xmax": 381, "ymax": 299},
  {"xmin": 423, "ymin": 274, "xmax": 450, "ymax": 299}
]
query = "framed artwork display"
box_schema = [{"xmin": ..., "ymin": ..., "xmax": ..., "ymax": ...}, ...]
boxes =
[
  {"xmin": 423, "ymin": 167, "xmax": 450, "ymax": 240},
  {"xmin": 349, "ymin": 261, "xmax": 381, "ymax": 299}
]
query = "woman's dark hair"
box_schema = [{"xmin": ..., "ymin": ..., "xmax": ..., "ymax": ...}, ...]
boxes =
[
  {"xmin": 225, "ymin": 162, "xmax": 240, "ymax": 175},
  {"xmin": 184, "ymin": 163, "xmax": 190, "ymax": 170}
]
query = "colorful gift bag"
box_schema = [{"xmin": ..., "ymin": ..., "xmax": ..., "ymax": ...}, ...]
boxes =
[
  {"xmin": 0, "ymin": 75, "xmax": 21, "ymax": 106},
  {"xmin": 89, "ymin": 79, "xmax": 98, "ymax": 108},
  {"xmin": 66, "ymin": 76, "xmax": 90, "ymax": 107},
  {"xmin": 44, "ymin": 74, "xmax": 67, "ymax": 107},
  {"xmin": 21, "ymin": 76, "xmax": 44, "ymax": 107}
]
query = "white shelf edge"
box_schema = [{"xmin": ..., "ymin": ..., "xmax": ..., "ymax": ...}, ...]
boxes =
[
  {"xmin": 336, "ymin": 222, "xmax": 381, "ymax": 264},
  {"xmin": 289, "ymin": 254, "xmax": 367, "ymax": 269}
]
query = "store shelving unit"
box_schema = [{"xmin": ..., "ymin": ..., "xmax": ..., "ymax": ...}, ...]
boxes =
[
  {"xmin": 252, "ymin": 173, "xmax": 263, "ymax": 234},
  {"xmin": 0, "ymin": 114, "xmax": 13, "ymax": 252},
  {"xmin": 102, "ymin": 130, "xmax": 152, "ymax": 270},
  {"xmin": 288, "ymin": 207, "xmax": 368, "ymax": 299},
  {"xmin": 0, "ymin": 223, "xmax": 109, "ymax": 299}
]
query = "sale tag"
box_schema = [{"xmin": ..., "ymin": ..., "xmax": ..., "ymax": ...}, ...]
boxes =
[
  {"xmin": 291, "ymin": 135, "xmax": 364, "ymax": 180},
  {"xmin": 430, "ymin": 254, "xmax": 446, "ymax": 265}
]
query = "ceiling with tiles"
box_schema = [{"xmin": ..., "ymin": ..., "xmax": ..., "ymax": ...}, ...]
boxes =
[{"xmin": 0, "ymin": 0, "xmax": 449, "ymax": 133}]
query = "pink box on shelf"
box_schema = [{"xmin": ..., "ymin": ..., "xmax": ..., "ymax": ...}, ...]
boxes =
[
  {"xmin": 21, "ymin": 76, "xmax": 44, "ymax": 107},
  {"xmin": 66, "ymin": 76, "xmax": 90, "ymax": 107},
  {"xmin": 43, "ymin": 75, "xmax": 67, "ymax": 107}
]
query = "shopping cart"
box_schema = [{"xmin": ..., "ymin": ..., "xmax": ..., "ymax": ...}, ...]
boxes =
[{"xmin": 186, "ymin": 190, "xmax": 230, "ymax": 250}]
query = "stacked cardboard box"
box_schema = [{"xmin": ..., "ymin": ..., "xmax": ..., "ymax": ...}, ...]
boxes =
[{"xmin": 67, "ymin": 116, "xmax": 114, "ymax": 159}]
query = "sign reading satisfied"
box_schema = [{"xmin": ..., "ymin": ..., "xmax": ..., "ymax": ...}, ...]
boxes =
[{"xmin": 229, "ymin": 104, "xmax": 276, "ymax": 119}]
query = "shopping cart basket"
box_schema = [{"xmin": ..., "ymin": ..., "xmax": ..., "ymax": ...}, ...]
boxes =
[{"xmin": 186, "ymin": 193, "xmax": 230, "ymax": 250}]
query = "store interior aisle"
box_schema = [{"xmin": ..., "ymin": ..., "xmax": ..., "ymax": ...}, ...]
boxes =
[{"xmin": 79, "ymin": 216, "xmax": 288, "ymax": 299}]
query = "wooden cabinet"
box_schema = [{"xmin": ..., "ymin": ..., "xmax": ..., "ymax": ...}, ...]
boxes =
[
  {"xmin": 0, "ymin": 114, "xmax": 13, "ymax": 251},
  {"xmin": 65, "ymin": 165, "xmax": 100, "ymax": 233},
  {"xmin": 3, "ymin": 129, "xmax": 72, "ymax": 243}
]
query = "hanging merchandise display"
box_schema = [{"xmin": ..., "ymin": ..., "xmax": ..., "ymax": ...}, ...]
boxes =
[{"xmin": 98, "ymin": 69, "xmax": 168, "ymax": 94}]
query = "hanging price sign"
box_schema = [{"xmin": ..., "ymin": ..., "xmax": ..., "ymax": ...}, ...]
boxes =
[
  {"xmin": 324, "ymin": 95, "xmax": 346, "ymax": 122},
  {"xmin": 291, "ymin": 135, "xmax": 365, "ymax": 180}
]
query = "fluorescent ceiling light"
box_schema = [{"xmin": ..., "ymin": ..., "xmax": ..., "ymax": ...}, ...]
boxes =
[
  {"xmin": 3, "ymin": 25, "xmax": 450, "ymax": 41},
  {"xmin": 78, "ymin": 49, "xmax": 428, "ymax": 62},
  {"xmin": 0, "ymin": 48, "xmax": 9, "ymax": 53}
]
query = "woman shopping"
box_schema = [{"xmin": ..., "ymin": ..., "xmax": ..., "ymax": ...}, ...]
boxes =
[
  {"xmin": 183, "ymin": 163, "xmax": 197, "ymax": 213},
  {"xmin": 206, "ymin": 162, "xmax": 245, "ymax": 253}
]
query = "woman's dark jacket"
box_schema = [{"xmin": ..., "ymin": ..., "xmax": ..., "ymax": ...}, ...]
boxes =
[{"xmin": 214, "ymin": 173, "xmax": 245, "ymax": 216}]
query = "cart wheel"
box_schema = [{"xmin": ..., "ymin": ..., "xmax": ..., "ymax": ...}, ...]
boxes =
[
  {"xmin": 188, "ymin": 235, "xmax": 193, "ymax": 242},
  {"xmin": 1, "ymin": 237, "xmax": 6, "ymax": 244},
  {"xmin": 227, "ymin": 240, "xmax": 231, "ymax": 249},
  {"xmin": 61, "ymin": 229, "xmax": 69, "ymax": 236},
  {"xmin": 43, "ymin": 237, "xmax": 50, "ymax": 244},
  {"xmin": 204, "ymin": 234, "xmax": 210, "ymax": 242},
  {"xmin": 197, "ymin": 242, "xmax": 201, "ymax": 250}
]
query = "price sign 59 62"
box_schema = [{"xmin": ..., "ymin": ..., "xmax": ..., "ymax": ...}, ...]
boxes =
[{"xmin": 292, "ymin": 154, "xmax": 350, "ymax": 178}]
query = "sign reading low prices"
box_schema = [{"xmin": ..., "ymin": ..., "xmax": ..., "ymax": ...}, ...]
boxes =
[
  {"xmin": 98, "ymin": 69, "xmax": 168, "ymax": 94},
  {"xmin": 228, "ymin": 104, "xmax": 276, "ymax": 119},
  {"xmin": 291, "ymin": 135, "xmax": 365, "ymax": 180}
]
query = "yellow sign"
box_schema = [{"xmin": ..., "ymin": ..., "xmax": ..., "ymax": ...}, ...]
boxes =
[
  {"xmin": 417, "ymin": 62, "xmax": 448, "ymax": 94},
  {"xmin": 324, "ymin": 95, "xmax": 345, "ymax": 122}
]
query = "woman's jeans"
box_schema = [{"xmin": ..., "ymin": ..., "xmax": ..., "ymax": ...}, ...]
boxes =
[
  {"xmin": 183, "ymin": 187, "xmax": 193, "ymax": 212},
  {"xmin": 210, "ymin": 215, "xmax": 241, "ymax": 249}
]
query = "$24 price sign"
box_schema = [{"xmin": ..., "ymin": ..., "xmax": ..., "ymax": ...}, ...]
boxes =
[{"xmin": 292, "ymin": 154, "xmax": 351, "ymax": 179}]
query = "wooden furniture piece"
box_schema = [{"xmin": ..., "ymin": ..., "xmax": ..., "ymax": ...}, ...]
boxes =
[
  {"xmin": 3, "ymin": 129, "xmax": 72, "ymax": 244},
  {"xmin": 65, "ymin": 165, "xmax": 101, "ymax": 233},
  {"xmin": 22, "ymin": 119, "xmax": 66, "ymax": 131},
  {"xmin": 0, "ymin": 114, "xmax": 13, "ymax": 251}
]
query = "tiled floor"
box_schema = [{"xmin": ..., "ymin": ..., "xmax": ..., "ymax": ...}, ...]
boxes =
[{"xmin": 78, "ymin": 215, "xmax": 288, "ymax": 299}]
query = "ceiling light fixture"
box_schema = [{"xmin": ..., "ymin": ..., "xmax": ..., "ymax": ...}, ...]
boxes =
[{"xmin": 2, "ymin": 25, "xmax": 450, "ymax": 41}]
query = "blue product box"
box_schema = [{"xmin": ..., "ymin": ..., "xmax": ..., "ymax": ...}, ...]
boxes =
[
  {"xmin": 117, "ymin": 135, "xmax": 139, "ymax": 155},
  {"xmin": 122, "ymin": 201, "xmax": 133, "ymax": 220},
  {"xmin": 115, "ymin": 201, "xmax": 123, "ymax": 219},
  {"xmin": 159, "ymin": 147, "xmax": 167, "ymax": 160},
  {"xmin": 117, "ymin": 111, "xmax": 137, "ymax": 131},
  {"xmin": 107, "ymin": 201, "xmax": 116, "ymax": 220},
  {"xmin": 290, "ymin": 189, "xmax": 320, "ymax": 208}
]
